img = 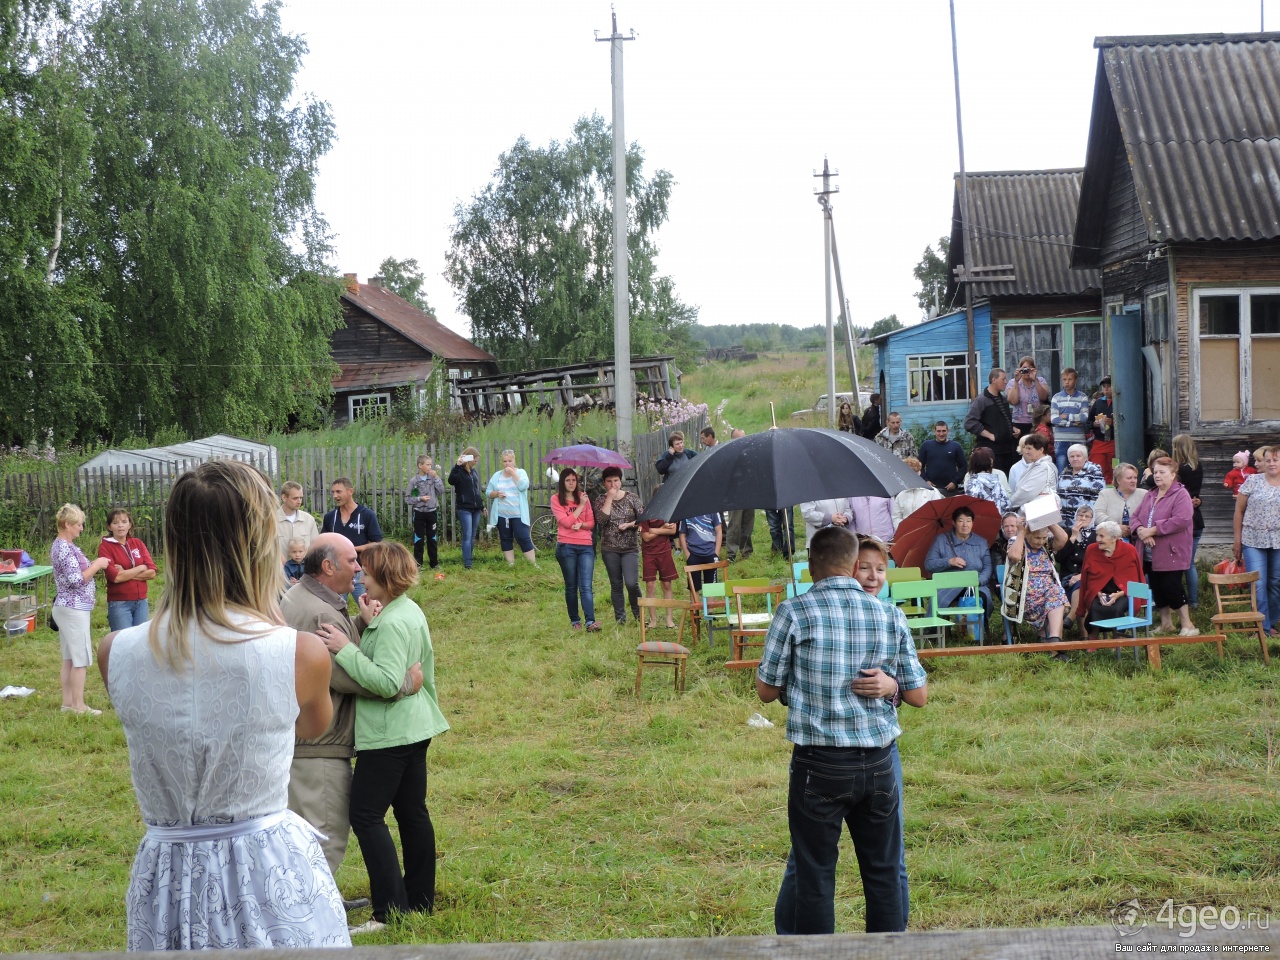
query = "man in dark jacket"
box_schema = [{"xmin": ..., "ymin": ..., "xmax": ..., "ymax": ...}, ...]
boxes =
[
  {"xmin": 918, "ymin": 421, "xmax": 967, "ymax": 492},
  {"xmin": 860, "ymin": 394, "xmax": 883, "ymax": 440},
  {"xmin": 655, "ymin": 430, "xmax": 697, "ymax": 483},
  {"xmin": 965, "ymin": 369, "xmax": 1018, "ymax": 475}
]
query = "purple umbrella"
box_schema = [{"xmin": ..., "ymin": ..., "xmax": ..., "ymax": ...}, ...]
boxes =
[{"xmin": 540, "ymin": 443, "xmax": 633, "ymax": 470}]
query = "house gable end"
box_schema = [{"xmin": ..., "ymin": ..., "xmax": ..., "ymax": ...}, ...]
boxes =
[
  {"xmin": 332, "ymin": 300, "xmax": 434, "ymax": 366},
  {"xmin": 1098, "ymin": 142, "xmax": 1149, "ymax": 263}
]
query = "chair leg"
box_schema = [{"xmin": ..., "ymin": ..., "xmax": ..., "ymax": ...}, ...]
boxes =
[
  {"xmin": 1216, "ymin": 636, "xmax": 1224, "ymax": 658},
  {"xmin": 675, "ymin": 657, "xmax": 685, "ymax": 694},
  {"xmin": 635, "ymin": 657, "xmax": 644, "ymax": 696},
  {"xmin": 1259, "ymin": 627, "xmax": 1271, "ymax": 665}
]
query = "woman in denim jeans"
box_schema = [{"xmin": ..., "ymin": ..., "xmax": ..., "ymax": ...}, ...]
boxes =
[
  {"xmin": 448, "ymin": 446, "xmax": 485, "ymax": 569},
  {"xmin": 1234, "ymin": 445, "xmax": 1280, "ymax": 636},
  {"xmin": 97, "ymin": 508, "xmax": 157, "ymax": 631},
  {"xmin": 550, "ymin": 469, "xmax": 599, "ymax": 631}
]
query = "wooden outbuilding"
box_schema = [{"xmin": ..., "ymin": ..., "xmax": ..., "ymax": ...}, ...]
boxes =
[{"xmin": 1071, "ymin": 31, "xmax": 1280, "ymax": 536}]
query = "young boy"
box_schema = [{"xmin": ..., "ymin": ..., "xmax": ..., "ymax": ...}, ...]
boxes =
[
  {"xmin": 679, "ymin": 511, "xmax": 723, "ymax": 595},
  {"xmin": 405, "ymin": 454, "xmax": 446, "ymax": 577},
  {"xmin": 283, "ymin": 538, "xmax": 306, "ymax": 585},
  {"xmin": 640, "ymin": 517, "xmax": 680, "ymax": 628}
]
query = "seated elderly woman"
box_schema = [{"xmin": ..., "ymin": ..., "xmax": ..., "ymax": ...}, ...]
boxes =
[
  {"xmin": 1056, "ymin": 503, "xmax": 1096, "ymax": 633},
  {"xmin": 1074, "ymin": 519, "xmax": 1145, "ymax": 640},
  {"xmin": 924, "ymin": 505, "xmax": 993, "ymax": 611}
]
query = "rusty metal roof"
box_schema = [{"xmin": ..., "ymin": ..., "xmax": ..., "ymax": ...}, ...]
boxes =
[
  {"xmin": 342, "ymin": 282, "xmax": 499, "ymax": 365},
  {"xmin": 946, "ymin": 169, "xmax": 1101, "ymax": 301},
  {"xmin": 1074, "ymin": 32, "xmax": 1280, "ymax": 265},
  {"xmin": 333, "ymin": 360, "xmax": 437, "ymax": 392}
]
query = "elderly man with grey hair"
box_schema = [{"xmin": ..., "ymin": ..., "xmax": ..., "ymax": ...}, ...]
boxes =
[{"xmin": 282, "ymin": 532, "xmax": 421, "ymax": 908}]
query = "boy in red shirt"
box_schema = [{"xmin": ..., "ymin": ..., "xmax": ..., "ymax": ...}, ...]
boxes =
[{"xmin": 640, "ymin": 517, "xmax": 679, "ymax": 628}]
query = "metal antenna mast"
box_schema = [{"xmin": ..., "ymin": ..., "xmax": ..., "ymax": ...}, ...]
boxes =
[
  {"xmin": 597, "ymin": 8, "xmax": 635, "ymax": 455},
  {"xmin": 814, "ymin": 159, "xmax": 839, "ymax": 428}
]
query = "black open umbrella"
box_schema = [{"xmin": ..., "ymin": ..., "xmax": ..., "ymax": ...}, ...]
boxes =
[{"xmin": 639, "ymin": 427, "xmax": 927, "ymax": 523}]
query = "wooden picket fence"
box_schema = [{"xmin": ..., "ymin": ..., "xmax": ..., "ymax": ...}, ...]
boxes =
[{"xmin": 0, "ymin": 414, "xmax": 707, "ymax": 556}]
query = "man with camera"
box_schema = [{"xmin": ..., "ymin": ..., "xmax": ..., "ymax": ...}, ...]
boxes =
[{"xmin": 1005, "ymin": 356, "xmax": 1050, "ymax": 437}]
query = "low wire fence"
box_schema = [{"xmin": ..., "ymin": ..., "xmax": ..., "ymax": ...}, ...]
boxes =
[{"xmin": 0, "ymin": 414, "xmax": 707, "ymax": 557}]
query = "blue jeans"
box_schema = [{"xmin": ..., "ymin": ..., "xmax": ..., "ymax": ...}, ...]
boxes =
[
  {"xmin": 107, "ymin": 599, "xmax": 150, "ymax": 632},
  {"xmin": 1054, "ymin": 441, "xmax": 1075, "ymax": 475},
  {"xmin": 495, "ymin": 515, "xmax": 534, "ymax": 554},
  {"xmin": 457, "ymin": 508, "xmax": 484, "ymax": 568},
  {"xmin": 1185, "ymin": 529, "xmax": 1204, "ymax": 607},
  {"xmin": 773, "ymin": 743, "xmax": 904, "ymax": 934},
  {"xmin": 766, "ymin": 508, "xmax": 796, "ymax": 558},
  {"xmin": 555, "ymin": 543, "xmax": 596, "ymax": 625},
  {"xmin": 1242, "ymin": 544, "xmax": 1280, "ymax": 632}
]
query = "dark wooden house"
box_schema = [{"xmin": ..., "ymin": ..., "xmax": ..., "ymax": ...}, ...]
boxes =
[
  {"xmin": 332, "ymin": 274, "xmax": 499, "ymax": 424},
  {"xmin": 1070, "ymin": 32, "xmax": 1280, "ymax": 537}
]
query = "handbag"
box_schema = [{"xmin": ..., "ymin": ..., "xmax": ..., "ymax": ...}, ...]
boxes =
[
  {"xmin": 957, "ymin": 586, "xmax": 979, "ymax": 608},
  {"xmin": 1213, "ymin": 557, "xmax": 1246, "ymax": 576}
]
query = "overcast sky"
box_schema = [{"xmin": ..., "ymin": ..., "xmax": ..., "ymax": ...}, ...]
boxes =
[{"xmin": 277, "ymin": 0, "xmax": 1268, "ymax": 339}]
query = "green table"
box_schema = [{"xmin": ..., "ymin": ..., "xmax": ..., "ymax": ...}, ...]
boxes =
[{"xmin": 0, "ymin": 565, "xmax": 53, "ymax": 618}]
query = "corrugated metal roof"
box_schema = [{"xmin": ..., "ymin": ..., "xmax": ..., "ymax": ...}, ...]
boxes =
[
  {"xmin": 333, "ymin": 360, "xmax": 437, "ymax": 392},
  {"xmin": 1075, "ymin": 33, "xmax": 1280, "ymax": 260},
  {"xmin": 946, "ymin": 170, "xmax": 1101, "ymax": 301},
  {"xmin": 342, "ymin": 282, "xmax": 499, "ymax": 365}
]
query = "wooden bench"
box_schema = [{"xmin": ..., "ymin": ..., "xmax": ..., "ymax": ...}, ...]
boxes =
[{"xmin": 916, "ymin": 633, "xmax": 1228, "ymax": 670}]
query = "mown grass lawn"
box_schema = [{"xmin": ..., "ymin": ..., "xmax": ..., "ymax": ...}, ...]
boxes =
[{"xmin": 2, "ymin": 531, "xmax": 1279, "ymax": 951}]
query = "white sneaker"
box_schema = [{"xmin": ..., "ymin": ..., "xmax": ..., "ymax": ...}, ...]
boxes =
[
  {"xmin": 1178, "ymin": 627, "xmax": 1200, "ymax": 637},
  {"xmin": 348, "ymin": 919, "xmax": 386, "ymax": 936}
]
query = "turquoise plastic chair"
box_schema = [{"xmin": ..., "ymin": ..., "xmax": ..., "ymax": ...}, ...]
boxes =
[
  {"xmin": 785, "ymin": 581, "xmax": 814, "ymax": 599},
  {"xmin": 699, "ymin": 582, "xmax": 732, "ymax": 648},
  {"xmin": 1090, "ymin": 581, "xmax": 1151, "ymax": 664}
]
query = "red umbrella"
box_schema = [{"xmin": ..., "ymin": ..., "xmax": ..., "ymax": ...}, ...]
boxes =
[{"xmin": 891, "ymin": 495, "xmax": 1002, "ymax": 571}]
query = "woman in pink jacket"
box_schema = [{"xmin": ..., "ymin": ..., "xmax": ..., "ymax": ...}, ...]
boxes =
[
  {"xmin": 1133, "ymin": 456, "xmax": 1197, "ymax": 636},
  {"xmin": 550, "ymin": 469, "xmax": 599, "ymax": 632}
]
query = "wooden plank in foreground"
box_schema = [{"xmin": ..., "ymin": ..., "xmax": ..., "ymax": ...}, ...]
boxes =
[{"xmin": 32, "ymin": 924, "xmax": 1280, "ymax": 960}]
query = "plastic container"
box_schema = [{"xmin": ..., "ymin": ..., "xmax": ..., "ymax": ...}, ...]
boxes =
[{"xmin": 5, "ymin": 618, "xmax": 26, "ymax": 638}]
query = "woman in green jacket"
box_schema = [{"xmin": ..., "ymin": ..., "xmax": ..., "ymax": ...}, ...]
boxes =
[{"xmin": 319, "ymin": 542, "xmax": 449, "ymax": 932}]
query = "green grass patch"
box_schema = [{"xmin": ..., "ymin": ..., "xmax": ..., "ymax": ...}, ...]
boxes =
[{"xmin": 2, "ymin": 534, "xmax": 1279, "ymax": 950}]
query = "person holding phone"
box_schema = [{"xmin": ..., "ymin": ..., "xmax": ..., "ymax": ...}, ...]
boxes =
[
  {"xmin": 1005, "ymin": 356, "xmax": 1050, "ymax": 437},
  {"xmin": 448, "ymin": 447, "xmax": 485, "ymax": 570}
]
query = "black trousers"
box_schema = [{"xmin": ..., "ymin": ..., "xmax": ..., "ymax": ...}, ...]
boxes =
[
  {"xmin": 349, "ymin": 739, "xmax": 436, "ymax": 921},
  {"xmin": 412, "ymin": 510, "xmax": 439, "ymax": 568}
]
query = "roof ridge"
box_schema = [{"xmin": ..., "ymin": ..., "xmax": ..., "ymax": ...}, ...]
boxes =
[
  {"xmin": 1124, "ymin": 136, "xmax": 1280, "ymax": 147},
  {"xmin": 1096, "ymin": 31, "xmax": 1280, "ymax": 48}
]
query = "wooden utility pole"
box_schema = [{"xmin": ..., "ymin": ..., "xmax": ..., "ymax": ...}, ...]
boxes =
[{"xmin": 814, "ymin": 159, "xmax": 839, "ymax": 428}]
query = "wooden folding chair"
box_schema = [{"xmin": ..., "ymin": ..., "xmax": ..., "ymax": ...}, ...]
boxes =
[
  {"xmin": 730, "ymin": 584, "xmax": 783, "ymax": 661},
  {"xmin": 684, "ymin": 559, "xmax": 729, "ymax": 643},
  {"xmin": 635, "ymin": 598, "xmax": 692, "ymax": 695},
  {"xmin": 1209, "ymin": 570, "xmax": 1269, "ymax": 664}
]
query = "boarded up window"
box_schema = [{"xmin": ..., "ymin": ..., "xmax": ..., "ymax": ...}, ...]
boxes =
[{"xmin": 1194, "ymin": 290, "xmax": 1280, "ymax": 423}]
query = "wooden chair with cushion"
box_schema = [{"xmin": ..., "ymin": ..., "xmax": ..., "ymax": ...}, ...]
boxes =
[
  {"xmin": 730, "ymin": 584, "xmax": 784, "ymax": 661},
  {"xmin": 635, "ymin": 598, "xmax": 692, "ymax": 695},
  {"xmin": 1208, "ymin": 570, "xmax": 1269, "ymax": 664},
  {"xmin": 684, "ymin": 559, "xmax": 729, "ymax": 643}
]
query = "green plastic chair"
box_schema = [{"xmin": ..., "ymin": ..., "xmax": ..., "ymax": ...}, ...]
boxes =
[
  {"xmin": 889, "ymin": 580, "xmax": 952, "ymax": 648},
  {"xmin": 931, "ymin": 570, "xmax": 984, "ymax": 644}
]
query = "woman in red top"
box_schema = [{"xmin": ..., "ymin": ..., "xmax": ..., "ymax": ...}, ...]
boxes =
[
  {"xmin": 97, "ymin": 508, "xmax": 157, "ymax": 631},
  {"xmin": 549, "ymin": 469, "xmax": 599, "ymax": 632}
]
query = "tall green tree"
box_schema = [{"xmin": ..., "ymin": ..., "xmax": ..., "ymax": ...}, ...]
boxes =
[
  {"xmin": 867, "ymin": 314, "xmax": 902, "ymax": 339},
  {"xmin": 913, "ymin": 235, "xmax": 950, "ymax": 315},
  {"xmin": 445, "ymin": 113, "xmax": 698, "ymax": 371},
  {"xmin": 377, "ymin": 256, "xmax": 433, "ymax": 314},
  {"xmin": 72, "ymin": 0, "xmax": 340, "ymax": 439}
]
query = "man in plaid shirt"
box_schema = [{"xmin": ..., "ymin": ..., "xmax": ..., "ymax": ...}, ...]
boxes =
[{"xmin": 757, "ymin": 526, "xmax": 928, "ymax": 934}]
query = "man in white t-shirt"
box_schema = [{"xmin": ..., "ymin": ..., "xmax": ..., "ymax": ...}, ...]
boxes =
[{"xmin": 276, "ymin": 481, "xmax": 320, "ymax": 559}]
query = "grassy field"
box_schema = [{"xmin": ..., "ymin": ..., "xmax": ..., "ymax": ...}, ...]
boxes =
[
  {"xmin": 2, "ymin": 526, "xmax": 1279, "ymax": 951},
  {"xmin": 680, "ymin": 349, "xmax": 872, "ymax": 435}
]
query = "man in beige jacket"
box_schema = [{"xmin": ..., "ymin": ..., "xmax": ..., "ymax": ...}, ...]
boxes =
[
  {"xmin": 281, "ymin": 533, "xmax": 420, "ymax": 906},
  {"xmin": 276, "ymin": 480, "xmax": 321, "ymax": 559}
]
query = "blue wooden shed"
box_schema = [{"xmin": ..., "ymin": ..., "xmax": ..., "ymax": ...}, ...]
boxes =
[{"xmin": 869, "ymin": 305, "xmax": 993, "ymax": 434}]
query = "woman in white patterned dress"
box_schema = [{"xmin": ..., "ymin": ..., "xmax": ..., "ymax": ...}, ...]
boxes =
[{"xmin": 99, "ymin": 460, "xmax": 349, "ymax": 950}]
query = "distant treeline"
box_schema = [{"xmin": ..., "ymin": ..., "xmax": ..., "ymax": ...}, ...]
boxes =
[{"xmin": 692, "ymin": 323, "xmax": 850, "ymax": 352}]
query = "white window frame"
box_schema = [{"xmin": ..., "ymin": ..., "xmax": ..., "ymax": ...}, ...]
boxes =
[
  {"xmin": 1190, "ymin": 286, "xmax": 1280, "ymax": 427},
  {"xmin": 905, "ymin": 352, "xmax": 972, "ymax": 405},
  {"xmin": 348, "ymin": 391, "xmax": 391, "ymax": 421}
]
